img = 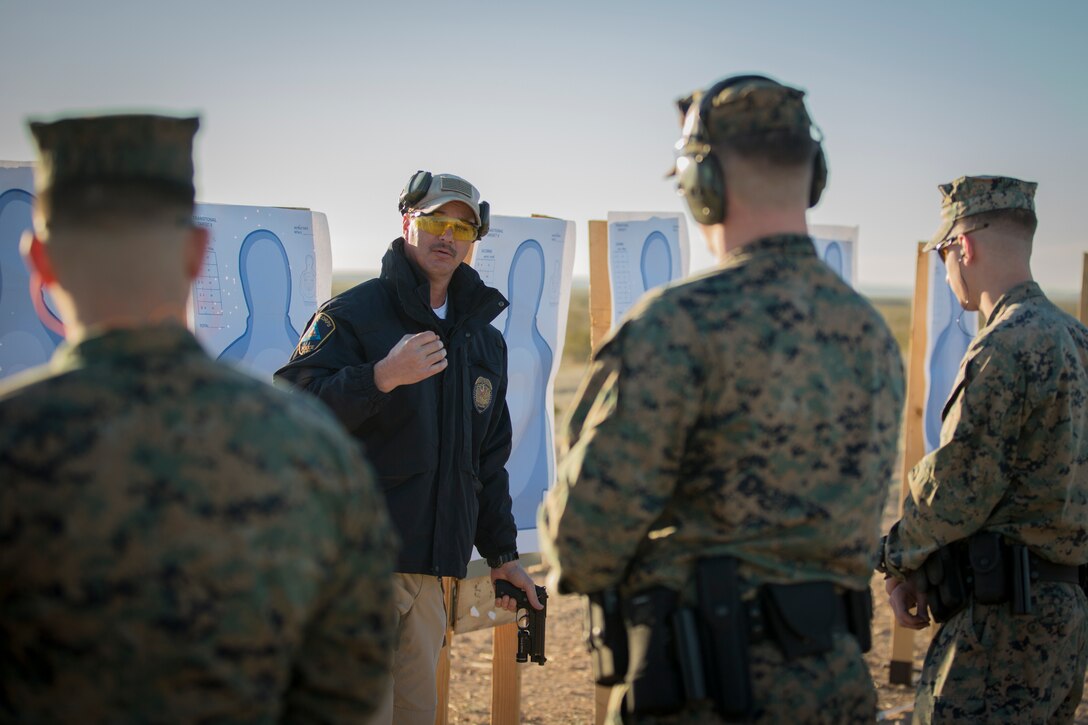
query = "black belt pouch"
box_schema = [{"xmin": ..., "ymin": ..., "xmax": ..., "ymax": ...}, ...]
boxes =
[
  {"xmin": 967, "ymin": 532, "xmax": 1007, "ymax": 604},
  {"xmin": 761, "ymin": 581, "xmax": 836, "ymax": 660}
]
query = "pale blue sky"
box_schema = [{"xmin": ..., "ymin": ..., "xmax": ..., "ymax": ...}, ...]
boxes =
[{"xmin": 2, "ymin": 0, "xmax": 1086, "ymax": 294}]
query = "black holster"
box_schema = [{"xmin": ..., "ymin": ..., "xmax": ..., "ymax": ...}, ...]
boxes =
[
  {"xmin": 696, "ymin": 556, "xmax": 753, "ymax": 720},
  {"xmin": 620, "ymin": 558, "xmax": 755, "ymax": 721},
  {"xmin": 617, "ymin": 558, "xmax": 873, "ymax": 723},
  {"xmin": 921, "ymin": 542, "xmax": 969, "ymax": 622},
  {"xmin": 622, "ymin": 587, "xmax": 686, "ymax": 716},
  {"xmin": 921, "ymin": 532, "xmax": 1050, "ymax": 620},
  {"xmin": 586, "ymin": 588, "xmax": 628, "ymax": 687}
]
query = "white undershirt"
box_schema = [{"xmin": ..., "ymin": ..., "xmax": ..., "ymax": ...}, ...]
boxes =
[{"xmin": 433, "ymin": 297, "xmax": 449, "ymax": 320}]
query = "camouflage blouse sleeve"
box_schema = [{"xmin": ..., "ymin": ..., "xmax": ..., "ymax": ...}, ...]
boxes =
[
  {"xmin": 885, "ymin": 339, "xmax": 1025, "ymax": 578},
  {"xmin": 282, "ymin": 443, "xmax": 398, "ymax": 723},
  {"xmin": 540, "ymin": 297, "xmax": 704, "ymax": 594}
]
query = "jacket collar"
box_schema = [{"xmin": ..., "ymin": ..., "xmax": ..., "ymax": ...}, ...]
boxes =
[{"xmin": 380, "ymin": 239, "xmax": 508, "ymax": 333}]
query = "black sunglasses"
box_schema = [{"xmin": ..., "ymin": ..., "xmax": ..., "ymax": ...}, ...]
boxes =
[{"xmin": 936, "ymin": 223, "xmax": 989, "ymax": 262}]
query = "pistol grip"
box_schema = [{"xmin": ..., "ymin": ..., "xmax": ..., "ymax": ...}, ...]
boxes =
[{"xmin": 495, "ymin": 579, "xmax": 525, "ymax": 605}]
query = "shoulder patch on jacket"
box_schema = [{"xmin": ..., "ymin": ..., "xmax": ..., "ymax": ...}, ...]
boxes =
[{"xmin": 295, "ymin": 312, "xmax": 336, "ymax": 357}]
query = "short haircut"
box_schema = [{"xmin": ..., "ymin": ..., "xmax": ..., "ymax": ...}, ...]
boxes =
[
  {"xmin": 966, "ymin": 207, "xmax": 1038, "ymax": 237},
  {"xmin": 43, "ymin": 182, "xmax": 193, "ymax": 233},
  {"xmin": 717, "ymin": 130, "xmax": 818, "ymax": 170}
]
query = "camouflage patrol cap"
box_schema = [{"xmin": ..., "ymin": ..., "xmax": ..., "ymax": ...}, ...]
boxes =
[
  {"xmin": 925, "ymin": 175, "xmax": 1037, "ymax": 252},
  {"xmin": 28, "ymin": 114, "xmax": 199, "ymax": 218},
  {"xmin": 678, "ymin": 76, "xmax": 815, "ymax": 141}
]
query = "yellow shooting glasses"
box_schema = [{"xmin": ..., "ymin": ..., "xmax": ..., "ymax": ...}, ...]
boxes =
[{"xmin": 412, "ymin": 213, "xmax": 480, "ymax": 242}]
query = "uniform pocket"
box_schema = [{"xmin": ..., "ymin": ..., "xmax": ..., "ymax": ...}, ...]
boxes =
[{"xmin": 377, "ymin": 474, "xmax": 414, "ymax": 491}]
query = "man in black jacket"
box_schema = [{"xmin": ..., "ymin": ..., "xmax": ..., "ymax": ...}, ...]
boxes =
[{"xmin": 275, "ymin": 170, "xmax": 539, "ymax": 725}]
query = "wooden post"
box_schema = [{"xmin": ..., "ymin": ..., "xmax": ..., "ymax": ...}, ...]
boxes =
[
  {"xmin": 595, "ymin": 684, "xmax": 613, "ymax": 725},
  {"xmin": 587, "ymin": 218, "xmax": 614, "ymax": 724},
  {"xmin": 888, "ymin": 242, "xmax": 929, "ymax": 685},
  {"xmin": 434, "ymin": 577, "xmax": 458, "ymax": 725},
  {"xmin": 588, "ymin": 220, "xmax": 612, "ymax": 352},
  {"xmin": 1079, "ymin": 253, "xmax": 1088, "ymax": 325},
  {"xmin": 490, "ymin": 623, "xmax": 522, "ymax": 723}
]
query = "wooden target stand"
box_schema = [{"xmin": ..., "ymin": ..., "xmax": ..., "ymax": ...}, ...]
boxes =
[
  {"xmin": 431, "ymin": 218, "xmax": 552, "ymax": 725},
  {"xmin": 887, "ymin": 242, "xmax": 930, "ymax": 684},
  {"xmin": 434, "ymin": 557, "xmax": 543, "ymax": 725},
  {"xmin": 587, "ymin": 220, "xmax": 616, "ymax": 724}
]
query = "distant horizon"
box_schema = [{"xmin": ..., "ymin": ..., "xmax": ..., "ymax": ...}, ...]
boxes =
[{"xmin": 330, "ymin": 268, "xmax": 1082, "ymax": 302}]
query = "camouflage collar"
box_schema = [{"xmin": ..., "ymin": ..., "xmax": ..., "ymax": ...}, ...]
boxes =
[
  {"xmin": 985, "ymin": 281, "xmax": 1044, "ymax": 327},
  {"xmin": 727, "ymin": 233, "xmax": 816, "ymax": 262},
  {"xmin": 53, "ymin": 323, "xmax": 204, "ymax": 371}
]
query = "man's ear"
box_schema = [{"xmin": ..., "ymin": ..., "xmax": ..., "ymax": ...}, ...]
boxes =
[
  {"xmin": 402, "ymin": 213, "xmax": 411, "ymax": 239},
  {"xmin": 22, "ymin": 231, "xmax": 58, "ymax": 286},
  {"xmin": 183, "ymin": 225, "xmax": 210, "ymax": 281},
  {"xmin": 959, "ymin": 233, "xmax": 975, "ymax": 265}
]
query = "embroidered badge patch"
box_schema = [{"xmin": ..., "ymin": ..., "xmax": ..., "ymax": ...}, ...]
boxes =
[
  {"xmin": 295, "ymin": 312, "xmax": 335, "ymax": 357},
  {"xmin": 473, "ymin": 376, "xmax": 493, "ymax": 413}
]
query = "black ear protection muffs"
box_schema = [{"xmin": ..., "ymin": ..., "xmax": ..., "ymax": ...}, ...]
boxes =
[
  {"xmin": 674, "ymin": 75, "xmax": 828, "ymax": 225},
  {"xmin": 476, "ymin": 201, "xmax": 490, "ymax": 239},
  {"xmin": 398, "ymin": 169, "xmax": 432, "ymax": 213},
  {"xmin": 397, "ymin": 169, "xmax": 490, "ymax": 240}
]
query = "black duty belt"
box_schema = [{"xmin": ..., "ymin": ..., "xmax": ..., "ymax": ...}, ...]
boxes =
[
  {"xmin": 919, "ymin": 533, "xmax": 1084, "ymax": 622},
  {"xmin": 1029, "ymin": 554, "xmax": 1081, "ymax": 584}
]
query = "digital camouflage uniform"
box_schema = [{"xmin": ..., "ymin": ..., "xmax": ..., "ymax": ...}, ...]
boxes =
[
  {"xmin": 541, "ymin": 232, "xmax": 905, "ymax": 723},
  {"xmin": 883, "ymin": 176, "xmax": 1088, "ymax": 722},
  {"xmin": 886, "ymin": 281, "xmax": 1088, "ymax": 724},
  {"xmin": 884, "ymin": 176, "xmax": 1088, "ymax": 724},
  {"xmin": 0, "ymin": 115, "xmax": 397, "ymax": 723}
]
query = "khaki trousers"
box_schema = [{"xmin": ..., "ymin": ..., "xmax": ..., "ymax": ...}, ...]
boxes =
[{"xmin": 371, "ymin": 573, "xmax": 447, "ymax": 725}]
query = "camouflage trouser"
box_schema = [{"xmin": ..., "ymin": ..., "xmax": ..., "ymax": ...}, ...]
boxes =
[
  {"xmin": 606, "ymin": 632, "xmax": 875, "ymax": 724},
  {"xmin": 914, "ymin": 583, "xmax": 1088, "ymax": 724}
]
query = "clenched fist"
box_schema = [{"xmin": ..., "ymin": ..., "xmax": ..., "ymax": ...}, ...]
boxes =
[
  {"xmin": 886, "ymin": 577, "xmax": 931, "ymax": 630},
  {"xmin": 374, "ymin": 332, "xmax": 448, "ymax": 392}
]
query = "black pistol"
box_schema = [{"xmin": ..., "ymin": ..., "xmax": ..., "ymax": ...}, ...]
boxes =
[{"xmin": 495, "ymin": 580, "xmax": 548, "ymax": 665}]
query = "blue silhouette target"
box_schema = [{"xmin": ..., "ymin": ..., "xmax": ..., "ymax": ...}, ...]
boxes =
[
  {"xmin": 809, "ymin": 227, "xmax": 857, "ymax": 287},
  {"xmin": 217, "ymin": 229, "xmax": 301, "ymax": 378},
  {"xmin": 924, "ymin": 259, "xmax": 977, "ymax": 452},
  {"xmin": 0, "ymin": 186, "xmax": 63, "ymax": 379},
  {"xmin": 503, "ymin": 240, "xmax": 555, "ymax": 528},
  {"xmin": 607, "ymin": 214, "xmax": 688, "ymax": 327},
  {"xmin": 823, "ymin": 240, "xmax": 844, "ymax": 278},
  {"xmin": 640, "ymin": 230, "xmax": 673, "ymax": 291}
]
